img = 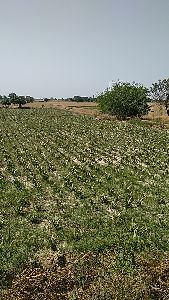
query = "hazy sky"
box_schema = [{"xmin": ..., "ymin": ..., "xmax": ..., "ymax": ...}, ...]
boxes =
[{"xmin": 0, "ymin": 0, "xmax": 169, "ymax": 98}]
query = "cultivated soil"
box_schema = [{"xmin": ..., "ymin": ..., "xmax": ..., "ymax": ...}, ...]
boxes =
[{"xmin": 0, "ymin": 101, "xmax": 169, "ymax": 300}]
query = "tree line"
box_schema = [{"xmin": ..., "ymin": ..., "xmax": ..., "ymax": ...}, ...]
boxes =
[
  {"xmin": 0, "ymin": 93, "xmax": 34, "ymax": 108},
  {"xmin": 65, "ymin": 96, "xmax": 96, "ymax": 102},
  {"xmin": 0, "ymin": 94, "xmax": 96, "ymax": 107},
  {"xmin": 0, "ymin": 78, "xmax": 169, "ymax": 119}
]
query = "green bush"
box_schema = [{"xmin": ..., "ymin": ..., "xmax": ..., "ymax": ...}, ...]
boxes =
[{"xmin": 97, "ymin": 81, "xmax": 150, "ymax": 120}]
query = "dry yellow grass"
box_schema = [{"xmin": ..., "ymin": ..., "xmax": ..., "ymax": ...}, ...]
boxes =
[
  {"xmin": 26, "ymin": 100, "xmax": 97, "ymax": 109},
  {"xmin": 27, "ymin": 101, "xmax": 169, "ymax": 121},
  {"xmin": 1, "ymin": 101, "xmax": 169, "ymax": 122},
  {"xmin": 144, "ymin": 102, "xmax": 169, "ymax": 122}
]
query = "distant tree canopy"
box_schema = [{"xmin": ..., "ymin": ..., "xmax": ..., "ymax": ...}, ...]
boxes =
[
  {"xmin": 150, "ymin": 78, "xmax": 169, "ymax": 108},
  {"xmin": 0, "ymin": 93, "xmax": 34, "ymax": 108},
  {"xmin": 9, "ymin": 93, "xmax": 26, "ymax": 108},
  {"xmin": 66, "ymin": 96, "xmax": 96, "ymax": 102},
  {"xmin": 44, "ymin": 98, "xmax": 50, "ymax": 102},
  {"xmin": 97, "ymin": 81, "xmax": 150, "ymax": 120},
  {"xmin": 1, "ymin": 96, "xmax": 11, "ymax": 107},
  {"xmin": 25, "ymin": 96, "xmax": 34, "ymax": 103}
]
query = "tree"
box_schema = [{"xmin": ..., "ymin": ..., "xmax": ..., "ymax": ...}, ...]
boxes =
[
  {"xmin": 26, "ymin": 96, "xmax": 34, "ymax": 103},
  {"xmin": 1, "ymin": 96, "xmax": 11, "ymax": 107},
  {"xmin": 150, "ymin": 78, "xmax": 169, "ymax": 104},
  {"xmin": 97, "ymin": 81, "xmax": 150, "ymax": 120},
  {"xmin": 9, "ymin": 92, "xmax": 17, "ymax": 101},
  {"xmin": 9, "ymin": 93, "xmax": 34, "ymax": 108},
  {"xmin": 9, "ymin": 94, "xmax": 26, "ymax": 108},
  {"xmin": 150, "ymin": 78, "xmax": 169, "ymax": 101}
]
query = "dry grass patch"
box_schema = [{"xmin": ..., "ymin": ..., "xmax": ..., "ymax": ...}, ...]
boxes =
[{"xmin": 2, "ymin": 252, "xmax": 169, "ymax": 300}]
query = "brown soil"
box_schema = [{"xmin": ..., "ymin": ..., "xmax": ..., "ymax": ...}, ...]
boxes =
[{"xmin": 2, "ymin": 250, "xmax": 169, "ymax": 300}]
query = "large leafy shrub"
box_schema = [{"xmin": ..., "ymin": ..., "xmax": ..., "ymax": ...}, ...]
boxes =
[{"xmin": 97, "ymin": 81, "xmax": 150, "ymax": 120}]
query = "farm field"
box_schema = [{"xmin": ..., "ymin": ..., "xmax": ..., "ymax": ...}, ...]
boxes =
[
  {"xmin": 1, "ymin": 108, "xmax": 169, "ymax": 299},
  {"xmin": 25, "ymin": 100, "xmax": 169, "ymax": 122},
  {"xmin": 1, "ymin": 100, "xmax": 169, "ymax": 124}
]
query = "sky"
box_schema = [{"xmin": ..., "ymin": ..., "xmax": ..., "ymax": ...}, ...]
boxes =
[{"xmin": 0, "ymin": 0, "xmax": 169, "ymax": 98}]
